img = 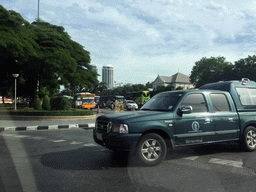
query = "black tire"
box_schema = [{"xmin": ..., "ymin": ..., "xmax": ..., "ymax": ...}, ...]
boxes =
[
  {"xmin": 135, "ymin": 133, "xmax": 167, "ymax": 166},
  {"xmin": 241, "ymin": 126, "xmax": 256, "ymax": 152}
]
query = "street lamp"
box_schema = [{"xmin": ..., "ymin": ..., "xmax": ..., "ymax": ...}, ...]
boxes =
[{"xmin": 12, "ymin": 74, "xmax": 19, "ymax": 110}]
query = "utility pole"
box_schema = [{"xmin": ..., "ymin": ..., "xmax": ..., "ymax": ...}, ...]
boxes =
[{"xmin": 38, "ymin": 0, "xmax": 40, "ymax": 20}]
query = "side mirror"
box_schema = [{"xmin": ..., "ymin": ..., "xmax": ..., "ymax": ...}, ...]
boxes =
[{"xmin": 180, "ymin": 105, "xmax": 193, "ymax": 114}]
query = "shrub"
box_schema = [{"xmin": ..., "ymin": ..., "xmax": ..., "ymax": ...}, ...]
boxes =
[
  {"xmin": 50, "ymin": 96, "xmax": 71, "ymax": 110},
  {"xmin": 42, "ymin": 95, "xmax": 51, "ymax": 110},
  {"xmin": 34, "ymin": 98, "xmax": 41, "ymax": 110}
]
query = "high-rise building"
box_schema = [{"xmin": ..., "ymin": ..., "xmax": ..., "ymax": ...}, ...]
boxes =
[
  {"xmin": 92, "ymin": 65, "xmax": 98, "ymax": 80},
  {"xmin": 102, "ymin": 64, "xmax": 114, "ymax": 89},
  {"xmin": 92, "ymin": 65, "xmax": 98, "ymax": 73}
]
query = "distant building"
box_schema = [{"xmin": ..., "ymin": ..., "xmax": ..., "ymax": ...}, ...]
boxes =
[
  {"xmin": 102, "ymin": 65, "xmax": 114, "ymax": 89},
  {"xmin": 92, "ymin": 65, "xmax": 98, "ymax": 80},
  {"xmin": 92, "ymin": 65, "xmax": 98, "ymax": 73},
  {"xmin": 152, "ymin": 72, "xmax": 194, "ymax": 90}
]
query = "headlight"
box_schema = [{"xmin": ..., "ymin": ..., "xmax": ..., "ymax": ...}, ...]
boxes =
[{"xmin": 111, "ymin": 123, "xmax": 129, "ymax": 133}]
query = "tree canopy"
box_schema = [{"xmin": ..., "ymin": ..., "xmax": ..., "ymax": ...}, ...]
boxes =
[
  {"xmin": 0, "ymin": 5, "xmax": 97, "ymax": 100},
  {"xmin": 190, "ymin": 56, "xmax": 233, "ymax": 88},
  {"xmin": 190, "ymin": 55, "xmax": 256, "ymax": 88}
]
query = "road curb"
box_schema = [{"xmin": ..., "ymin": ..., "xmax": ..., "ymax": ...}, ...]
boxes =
[{"xmin": 0, "ymin": 123, "xmax": 95, "ymax": 131}]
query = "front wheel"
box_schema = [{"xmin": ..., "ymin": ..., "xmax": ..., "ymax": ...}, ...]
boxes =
[
  {"xmin": 135, "ymin": 133, "xmax": 167, "ymax": 166},
  {"xmin": 240, "ymin": 126, "xmax": 256, "ymax": 151}
]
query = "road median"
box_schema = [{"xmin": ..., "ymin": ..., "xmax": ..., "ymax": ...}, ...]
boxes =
[
  {"xmin": 0, "ymin": 123, "xmax": 95, "ymax": 131},
  {"xmin": 0, "ymin": 114, "xmax": 96, "ymax": 121}
]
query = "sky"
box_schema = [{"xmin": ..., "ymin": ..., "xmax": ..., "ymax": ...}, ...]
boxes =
[{"xmin": 2, "ymin": 0, "xmax": 256, "ymax": 85}]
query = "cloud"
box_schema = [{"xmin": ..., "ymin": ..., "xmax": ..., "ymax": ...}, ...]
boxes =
[{"xmin": 2, "ymin": 0, "xmax": 256, "ymax": 85}]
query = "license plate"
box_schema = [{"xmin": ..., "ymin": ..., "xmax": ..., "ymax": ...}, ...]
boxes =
[{"xmin": 96, "ymin": 132, "xmax": 103, "ymax": 141}]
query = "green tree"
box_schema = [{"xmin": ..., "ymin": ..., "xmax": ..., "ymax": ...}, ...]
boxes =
[
  {"xmin": 0, "ymin": 5, "xmax": 38, "ymax": 99},
  {"xmin": 233, "ymin": 55, "xmax": 256, "ymax": 81},
  {"xmin": 146, "ymin": 82, "xmax": 152, "ymax": 88},
  {"xmin": 97, "ymin": 82, "xmax": 108, "ymax": 96},
  {"xmin": 42, "ymin": 95, "xmax": 50, "ymax": 110},
  {"xmin": 34, "ymin": 97, "xmax": 41, "ymax": 110},
  {"xmin": 1, "ymin": 5, "xmax": 98, "ymax": 102},
  {"xmin": 150, "ymin": 85, "xmax": 174, "ymax": 97},
  {"xmin": 29, "ymin": 21, "xmax": 97, "ymax": 99},
  {"xmin": 190, "ymin": 56, "xmax": 233, "ymax": 87}
]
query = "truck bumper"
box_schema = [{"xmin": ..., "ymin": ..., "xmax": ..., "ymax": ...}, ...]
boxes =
[{"xmin": 93, "ymin": 129, "xmax": 142, "ymax": 151}]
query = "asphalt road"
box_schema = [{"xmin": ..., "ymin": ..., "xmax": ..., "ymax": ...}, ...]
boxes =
[
  {"xmin": 0, "ymin": 128, "xmax": 256, "ymax": 192},
  {"xmin": 0, "ymin": 108, "xmax": 256, "ymax": 191}
]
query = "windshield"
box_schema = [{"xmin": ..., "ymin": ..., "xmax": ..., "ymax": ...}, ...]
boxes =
[
  {"xmin": 82, "ymin": 98, "xmax": 94, "ymax": 104},
  {"xmin": 141, "ymin": 92, "xmax": 183, "ymax": 111}
]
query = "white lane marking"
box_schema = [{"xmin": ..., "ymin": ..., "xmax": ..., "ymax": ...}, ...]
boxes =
[
  {"xmin": 182, "ymin": 156, "xmax": 199, "ymax": 161},
  {"xmin": 27, "ymin": 126, "xmax": 38, "ymax": 130},
  {"xmin": 209, "ymin": 158, "xmax": 243, "ymax": 168},
  {"xmin": 48, "ymin": 125, "xmax": 58, "ymax": 129},
  {"xmin": 83, "ymin": 143, "xmax": 98, "ymax": 147},
  {"xmin": 70, "ymin": 141, "xmax": 83, "ymax": 145},
  {"xmin": 3, "ymin": 135, "xmax": 38, "ymax": 191},
  {"xmin": 52, "ymin": 140, "xmax": 66, "ymax": 143}
]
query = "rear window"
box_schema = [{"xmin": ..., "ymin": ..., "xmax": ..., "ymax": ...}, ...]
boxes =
[{"xmin": 235, "ymin": 87, "xmax": 256, "ymax": 105}]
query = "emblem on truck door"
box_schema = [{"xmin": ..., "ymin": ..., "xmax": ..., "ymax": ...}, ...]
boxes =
[{"xmin": 192, "ymin": 121, "xmax": 200, "ymax": 132}]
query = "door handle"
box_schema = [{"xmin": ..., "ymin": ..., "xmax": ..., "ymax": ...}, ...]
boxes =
[{"xmin": 205, "ymin": 118, "xmax": 212, "ymax": 122}]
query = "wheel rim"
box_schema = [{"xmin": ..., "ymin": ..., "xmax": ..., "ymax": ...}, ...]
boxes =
[
  {"xmin": 141, "ymin": 139, "xmax": 162, "ymax": 161},
  {"xmin": 246, "ymin": 130, "xmax": 256, "ymax": 148}
]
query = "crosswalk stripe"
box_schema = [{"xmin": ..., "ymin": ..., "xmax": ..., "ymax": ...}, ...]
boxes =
[
  {"xmin": 209, "ymin": 158, "xmax": 243, "ymax": 168},
  {"xmin": 182, "ymin": 156, "xmax": 199, "ymax": 160},
  {"xmin": 52, "ymin": 140, "xmax": 66, "ymax": 143},
  {"xmin": 83, "ymin": 143, "xmax": 98, "ymax": 147},
  {"xmin": 70, "ymin": 141, "xmax": 83, "ymax": 144},
  {"xmin": 14, "ymin": 135, "xmax": 29, "ymax": 138}
]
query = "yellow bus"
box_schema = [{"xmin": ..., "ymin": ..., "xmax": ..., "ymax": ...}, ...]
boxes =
[{"xmin": 74, "ymin": 92, "xmax": 96, "ymax": 109}]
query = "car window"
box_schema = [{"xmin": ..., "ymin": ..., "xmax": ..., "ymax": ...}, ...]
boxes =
[
  {"xmin": 181, "ymin": 93, "xmax": 208, "ymax": 113},
  {"xmin": 210, "ymin": 93, "xmax": 231, "ymax": 112},
  {"xmin": 236, "ymin": 87, "xmax": 256, "ymax": 105}
]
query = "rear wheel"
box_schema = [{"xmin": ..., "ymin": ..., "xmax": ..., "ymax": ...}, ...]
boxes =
[
  {"xmin": 135, "ymin": 133, "xmax": 167, "ymax": 166},
  {"xmin": 241, "ymin": 126, "xmax": 256, "ymax": 151}
]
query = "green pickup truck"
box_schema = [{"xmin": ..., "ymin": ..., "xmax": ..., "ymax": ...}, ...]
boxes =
[{"xmin": 93, "ymin": 78, "xmax": 256, "ymax": 166}]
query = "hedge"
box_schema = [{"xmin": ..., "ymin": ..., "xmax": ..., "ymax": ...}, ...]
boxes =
[{"xmin": 50, "ymin": 96, "xmax": 70, "ymax": 110}]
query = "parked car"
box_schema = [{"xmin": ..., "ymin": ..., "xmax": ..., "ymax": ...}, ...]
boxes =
[{"xmin": 123, "ymin": 100, "xmax": 138, "ymax": 110}]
